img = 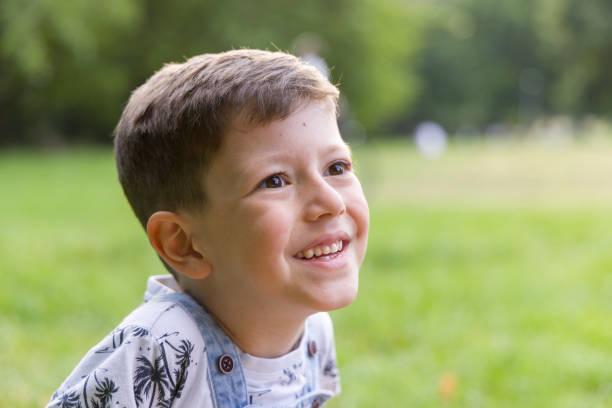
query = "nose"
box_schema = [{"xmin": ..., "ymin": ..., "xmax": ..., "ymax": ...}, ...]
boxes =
[{"xmin": 303, "ymin": 176, "xmax": 346, "ymax": 222}]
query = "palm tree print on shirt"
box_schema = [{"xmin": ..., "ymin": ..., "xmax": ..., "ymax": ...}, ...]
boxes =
[
  {"xmin": 53, "ymin": 371, "xmax": 119, "ymax": 408},
  {"xmin": 134, "ymin": 354, "xmax": 169, "ymax": 408},
  {"xmin": 96, "ymin": 325, "xmax": 150, "ymax": 354},
  {"xmin": 134, "ymin": 334, "xmax": 194, "ymax": 408},
  {"xmin": 51, "ymin": 325, "xmax": 193, "ymax": 408},
  {"xmin": 160, "ymin": 339, "xmax": 194, "ymax": 405},
  {"xmin": 53, "ymin": 390, "xmax": 81, "ymax": 408},
  {"xmin": 90, "ymin": 375, "xmax": 119, "ymax": 408}
]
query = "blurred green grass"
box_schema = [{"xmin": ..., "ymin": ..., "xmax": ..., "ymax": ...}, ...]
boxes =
[{"xmin": 1, "ymin": 140, "xmax": 612, "ymax": 407}]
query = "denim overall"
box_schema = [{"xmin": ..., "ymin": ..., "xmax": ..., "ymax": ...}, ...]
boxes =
[{"xmin": 154, "ymin": 292, "xmax": 333, "ymax": 408}]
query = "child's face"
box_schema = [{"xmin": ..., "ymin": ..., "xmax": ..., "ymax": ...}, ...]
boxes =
[{"xmin": 190, "ymin": 101, "xmax": 369, "ymax": 315}]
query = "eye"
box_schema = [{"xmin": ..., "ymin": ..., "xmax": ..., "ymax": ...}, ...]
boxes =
[
  {"xmin": 258, "ymin": 174, "xmax": 287, "ymax": 189},
  {"xmin": 325, "ymin": 161, "xmax": 351, "ymax": 176}
]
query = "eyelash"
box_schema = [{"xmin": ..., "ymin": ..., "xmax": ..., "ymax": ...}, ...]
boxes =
[
  {"xmin": 258, "ymin": 173, "xmax": 289, "ymax": 189},
  {"xmin": 257, "ymin": 160, "xmax": 352, "ymax": 190},
  {"xmin": 325, "ymin": 160, "xmax": 352, "ymax": 176}
]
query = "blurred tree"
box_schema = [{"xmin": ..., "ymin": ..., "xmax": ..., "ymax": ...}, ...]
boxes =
[
  {"xmin": 0, "ymin": 0, "xmax": 141, "ymax": 144},
  {"xmin": 399, "ymin": 0, "xmax": 612, "ymax": 133},
  {"xmin": 403, "ymin": 0, "xmax": 548, "ymax": 132},
  {"xmin": 3, "ymin": 0, "xmax": 611, "ymax": 144},
  {"xmin": 124, "ymin": 0, "xmax": 422, "ymax": 131},
  {"xmin": 320, "ymin": 0, "xmax": 423, "ymax": 131},
  {"xmin": 0, "ymin": 0, "xmax": 421, "ymax": 144},
  {"xmin": 534, "ymin": 0, "xmax": 612, "ymax": 117}
]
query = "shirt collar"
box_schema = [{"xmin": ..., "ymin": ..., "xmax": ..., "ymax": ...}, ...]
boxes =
[{"xmin": 143, "ymin": 274, "xmax": 181, "ymax": 302}]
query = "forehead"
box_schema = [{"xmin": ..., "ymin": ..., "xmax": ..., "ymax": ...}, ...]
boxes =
[
  {"xmin": 204, "ymin": 102, "xmax": 348, "ymax": 190},
  {"xmin": 221, "ymin": 101, "xmax": 343, "ymax": 158},
  {"xmin": 228, "ymin": 98, "xmax": 336, "ymax": 136}
]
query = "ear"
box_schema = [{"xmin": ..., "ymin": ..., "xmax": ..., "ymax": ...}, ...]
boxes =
[{"xmin": 147, "ymin": 211, "xmax": 212, "ymax": 280}]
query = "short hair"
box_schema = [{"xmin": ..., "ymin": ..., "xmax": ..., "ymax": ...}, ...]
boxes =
[{"xmin": 114, "ymin": 49, "xmax": 339, "ymax": 231}]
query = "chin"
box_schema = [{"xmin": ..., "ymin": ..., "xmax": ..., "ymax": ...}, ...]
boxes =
[{"xmin": 310, "ymin": 279, "xmax": 359, "ymax": 312}]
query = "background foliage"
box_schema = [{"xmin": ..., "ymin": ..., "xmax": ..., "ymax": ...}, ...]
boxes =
[
  {"xmin": 1, "ymin": 0, "xmax": 611, "ymax": 145},
  {"xmin": 2, "ymin": 140, "xmax": 612, "ymax": 407},
  {"xmin": 2, "ymin": 1, "xmax": 612, "ymax": 406},
  {"xmin": 0, "ymin": 0, "xmax": 419, "ymax": 143}
]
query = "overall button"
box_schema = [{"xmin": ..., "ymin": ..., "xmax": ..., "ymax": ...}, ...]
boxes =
[
  {"xmin": 217, "ymin": 354, "xmax": 234, "ymax": 374},
  {"xmin": 308, "ymin": 340, "xmax": 318, "ymax": 357}
]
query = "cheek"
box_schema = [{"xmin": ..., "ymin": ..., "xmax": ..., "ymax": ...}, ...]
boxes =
[
  {"xmin": 345, "ymin": 179, "xmax": 369, "ymax": 228},
  {"xmin": 239, "ymin": 201, "xmax": 294, "ymax": 257},
  {"xmin": 235, "ymin": 202, "xmax": 295, "ymax": 292},
  {"xmin": 346, "ymin": 184, "xmax": 370, "ymax": 256}
]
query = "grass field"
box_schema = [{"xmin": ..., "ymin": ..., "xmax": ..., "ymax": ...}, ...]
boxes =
[{"xmin": 1, "ymin": 138, "xmax": 611, "ymax": 407}]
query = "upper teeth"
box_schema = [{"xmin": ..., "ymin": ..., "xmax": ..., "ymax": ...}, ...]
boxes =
[{"xmin": 297, "ymin": 240, "xmax": 343, "ymax": 259}]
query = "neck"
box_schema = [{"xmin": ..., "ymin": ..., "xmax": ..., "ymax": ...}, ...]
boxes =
[
  {"xmin": 212, "ymin": 310, "xmax": 306, "ymax": 357},
  {"xmin": 184, "ymin": 285, "xmax": 310, "ymax": 358}
]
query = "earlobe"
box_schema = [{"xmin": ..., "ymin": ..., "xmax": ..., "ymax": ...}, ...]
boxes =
[{"xmin": 147, "ymin": 211, "xmax": 212, "ymax": 280}]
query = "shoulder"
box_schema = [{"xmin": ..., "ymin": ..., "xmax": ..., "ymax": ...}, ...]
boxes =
[
  {"xmin": 306, "ymin": 312, "xmax": 336, "ymax": 366},
  {"xmin": 47, "ymin": 298, "xmax": 212, "ymax": 408},
  {"xmin": 307, "ymin": 312, "xmax": 335, "ymax": 349},
  {"xmin": 127, "ymin": 296, "xmax": 203, "ymax": 342},
  {"xmin": 308, "ymin": 311, "xmax": 334, "ymax": 328},
  {"xmin": 92, "ymin": 297, "xmax": 204, "ymax": 360},
  {"xmin": 307, "ymin": 312, "xmax": 340, "ymax": 390}
]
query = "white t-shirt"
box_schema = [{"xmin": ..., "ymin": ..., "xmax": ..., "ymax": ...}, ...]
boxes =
[{"xmin": 47, "ymin": 275, "xmax": 340, "ymax": 407}]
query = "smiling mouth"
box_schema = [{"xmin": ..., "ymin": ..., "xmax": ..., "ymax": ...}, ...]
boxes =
[{"xmin": 295, "ymin": 240, "xmax": 347, "ymax": 260}]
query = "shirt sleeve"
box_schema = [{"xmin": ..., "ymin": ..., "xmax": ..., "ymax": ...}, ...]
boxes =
[{"xmin": 47, "ymin": 319, "xmax": 212, "ymax": 408}]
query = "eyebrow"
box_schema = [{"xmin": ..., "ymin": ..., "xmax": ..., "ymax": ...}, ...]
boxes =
[
  {"xmin": 312, "ymin": 141, "xmax": 353, "ymax": 160},
  {"xmin": 340, "ymin": 141, "xmax": 353, "ymax": 158}
]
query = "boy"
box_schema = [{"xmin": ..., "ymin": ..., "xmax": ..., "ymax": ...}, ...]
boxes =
[{"xmin": 47, "ymin": 49, "xmax": 369, "ymax": 408}]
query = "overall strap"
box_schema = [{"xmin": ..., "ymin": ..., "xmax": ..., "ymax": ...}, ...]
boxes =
[
  {"xmin": 290, "ymin": 317, "xmax": 332, "ymax": 408},
  {"xmin": 153, "ymin": 292, "xmax": 249, "ymax": 408}
]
